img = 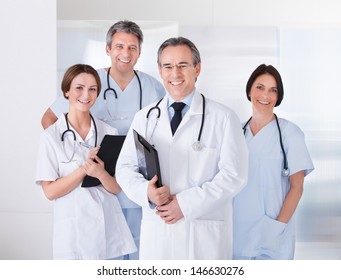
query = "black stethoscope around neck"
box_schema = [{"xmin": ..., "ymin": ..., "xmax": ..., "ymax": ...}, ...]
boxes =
[
  {"xmin": 103, "ymin": 67, "xmax": 143, "ymax": 109},
  {"xmin": 145, "ymin": 93, "xmax": 206, "ymax": 151},
  {"xmin": 61, "ymin": 113, "xmax": 98, "ymax": 163},
  {"xmin": 242, "ymin": 113, "xmax": 289, "ymax": 177}
]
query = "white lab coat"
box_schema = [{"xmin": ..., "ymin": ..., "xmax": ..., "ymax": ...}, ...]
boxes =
[
  {"xmin": 36, "ymin": 115, "xmax": 136, "ymax": 259},
  {"xmin": 116, "ymin": 90, "xmax": 248, "ymax": 260}
]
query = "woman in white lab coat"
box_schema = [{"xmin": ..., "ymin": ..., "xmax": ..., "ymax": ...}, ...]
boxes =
[
  {"xmin": 36, "ymin": 64, "xmax": 136, "ymax": 259},
  {"xmin": 116, "ymin": 37, "xmax": 248, "ymax": 260},
  {"xmin": 233, "ymin": 64, "xmax": 314, "ymax": 260}
]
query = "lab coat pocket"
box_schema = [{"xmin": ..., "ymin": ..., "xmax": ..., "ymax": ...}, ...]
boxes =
[
  {"xmin": 139, "ymin": 219, "xmax": 166, "ymax": 260},
  {"xmin": 188, "ymin": 148, "xmax": 219, "ymax": 185},
  {"xmin": 53, "ymin": 217, "xmax": 76, "ymax": 259},
  {"xmin": 189, "ymin": 219, "xmax": 229, "ymax": 260}
]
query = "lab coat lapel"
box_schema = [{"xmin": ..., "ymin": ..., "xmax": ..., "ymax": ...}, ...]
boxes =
[
  {"xmin": 173, "ymin": 90, "xmax": 202, "ymax": 137},
  {"xmin": 157, "ymin": 97, "xmax": 173, "ymax": 140}
]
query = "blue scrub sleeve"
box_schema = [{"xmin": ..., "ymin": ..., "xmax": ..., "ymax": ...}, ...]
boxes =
[
  {"xmin": 50, "ymin": 94, "xmax": 68, "ymax": 117},
  {"xmin": 285, "ymin": 124, "xmax": 314, "ymax": 176}
]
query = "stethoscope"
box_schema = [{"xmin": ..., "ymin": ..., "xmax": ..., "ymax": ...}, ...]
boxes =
[
  {"xmin": 103, "ymin": 67, "xmax": 142, "ymax": 120},
  {"xmin": 242, "ymin": 113, "xmax": 289, "ymax": 177},
  {"xmin": 145, "ymin": 93, "xmax": 206, "ymax": 151},
  {"xmin": 61, "ymin": 113, "xmax": 98, "ymax": 163}
]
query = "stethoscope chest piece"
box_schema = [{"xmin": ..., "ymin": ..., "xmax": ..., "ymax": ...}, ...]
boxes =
[
  {"xmin": 192, "ymin": 141, "xmax": 203, "ymax": 151},
  {"xmin": 282, "ymin": 168, "xmax": 290, "ymax": 177}
]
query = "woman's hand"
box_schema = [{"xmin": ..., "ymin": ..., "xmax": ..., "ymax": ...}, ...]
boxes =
[
  {"xmin": 82, "ymin": 146, "xmax": 121, "ymax": 194},
  {"xmin": 82, "ymin": 147, "xmax": 105, "ymax": 178}
]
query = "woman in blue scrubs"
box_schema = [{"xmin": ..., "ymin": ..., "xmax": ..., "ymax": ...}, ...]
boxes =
[{"xmin": 233, "ymin": 64, "xmax": 314, "ymax": 260}]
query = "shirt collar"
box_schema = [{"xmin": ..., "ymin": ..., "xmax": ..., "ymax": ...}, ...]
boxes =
[{"xmin": 167, "ymin": 90, "xmax": 195, "ymax": 108}]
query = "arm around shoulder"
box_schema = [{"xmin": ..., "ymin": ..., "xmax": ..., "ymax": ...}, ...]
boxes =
[{"xmin": 41, "ymin": 108, "xmax": 58, "ymax": 129}]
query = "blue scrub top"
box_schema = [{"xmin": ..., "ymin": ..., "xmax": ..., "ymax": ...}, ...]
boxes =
[{"xmin": 233, "ymin": 118, "xmax": 314, "ymax": 259}]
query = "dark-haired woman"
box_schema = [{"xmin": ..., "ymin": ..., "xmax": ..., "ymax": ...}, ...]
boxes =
[{"xmin": 233, "ymin": 64, "xmax": 314, "ymax": 260}]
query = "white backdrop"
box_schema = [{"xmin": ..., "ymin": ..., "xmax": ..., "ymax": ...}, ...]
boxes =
[{"xmin": 0, "ymin": 0, "xmax": 56, "ymax": 259}]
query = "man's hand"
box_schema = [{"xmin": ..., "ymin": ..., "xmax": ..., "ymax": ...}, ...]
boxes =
[
  {"xmin": 147, "ymin": 175, "xmax": 170, "ymax": 205},
  {"xmin": 156, "ymin": 195, "xmax": 184, "ymax": 224}
]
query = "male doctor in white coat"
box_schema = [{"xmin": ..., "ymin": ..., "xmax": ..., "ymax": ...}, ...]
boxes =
[{"xmin": 116, "ymin": 37, "xmax": 248, "ymax": 260}]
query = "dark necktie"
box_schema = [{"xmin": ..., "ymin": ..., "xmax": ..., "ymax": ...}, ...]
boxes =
[{"xmin": 170, "ymin": 102, "xmax": 186, "ymax": 135}]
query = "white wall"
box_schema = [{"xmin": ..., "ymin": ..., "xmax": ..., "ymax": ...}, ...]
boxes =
[
  {"xmin": 0, "ymin": 0, "xmax": 56, "ymax": 259},
  {"xmin": 1, "ymin": 0, "xmax": 341, "ymax": 260},
  {"xmin": 57, "ymin": 0, "xmax": 341, "ymax": 27}
]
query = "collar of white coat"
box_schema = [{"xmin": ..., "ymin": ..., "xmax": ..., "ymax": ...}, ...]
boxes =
[
  {"xmin": 164, "ymin": 89, "xmax": 203, "ymax": 117},
  {"xmin": 57, "ymin": 113, "xmax": 97, "ymax": 144}
]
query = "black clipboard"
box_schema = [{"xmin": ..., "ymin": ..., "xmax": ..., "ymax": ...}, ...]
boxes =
[
  {"xmin": 133, "ymin": 129, "xmax": 162, "ymax": 188},
  {"xmin": 81, "ymin": 135, "xmax": 126, "ymax": 188}
]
